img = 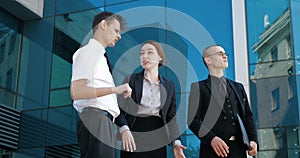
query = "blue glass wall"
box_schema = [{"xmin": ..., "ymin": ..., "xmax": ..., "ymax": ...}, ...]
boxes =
[{"xmin": 0, "ymin": 0, "xmax": 235, "ymax": 157}]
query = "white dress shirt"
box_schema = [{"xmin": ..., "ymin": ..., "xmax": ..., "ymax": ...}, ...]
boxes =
[{"xmin": 71, "ymin": 39, "xmax": 120, "ymax": 117}]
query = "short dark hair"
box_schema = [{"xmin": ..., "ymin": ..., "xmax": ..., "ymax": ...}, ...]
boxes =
[{"xmin": 92, "ymin": 11, "xmax": 126, "ymax": 33}]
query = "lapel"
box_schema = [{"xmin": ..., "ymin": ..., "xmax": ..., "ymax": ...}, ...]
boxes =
[
  {"xmin": 160, "ymin": 76, "xmax": 169, "ymax": 114},
  {"xmin": 227, "ymin": 80, "xmax": 246, "ymax": 116},
  {"xmin": 134, "ymin": 71, "xmax": 144, "ymax": 104}
]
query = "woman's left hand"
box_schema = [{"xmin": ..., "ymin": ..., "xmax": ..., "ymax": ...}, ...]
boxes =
[{"xmin": 173, "ymin": 145, "xmax": 187, "ymax": 158}]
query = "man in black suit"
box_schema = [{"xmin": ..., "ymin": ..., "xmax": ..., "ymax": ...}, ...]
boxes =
[{"xmin": 188, "ymin": 44, "xmax": 258, "ymax": 158}]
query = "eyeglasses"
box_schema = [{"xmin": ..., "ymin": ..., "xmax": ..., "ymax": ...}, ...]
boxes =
[{"xmin": 205, "ymin": 51, "xmax": 228, "ymax": 57}]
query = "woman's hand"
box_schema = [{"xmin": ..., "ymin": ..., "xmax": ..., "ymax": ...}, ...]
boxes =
[{"xmin": 121, "ymin": 130, "xmax": 136, "ymax": 152}]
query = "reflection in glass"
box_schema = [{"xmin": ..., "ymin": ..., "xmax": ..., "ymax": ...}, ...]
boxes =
[
  {"xmin": 250, "ymin": 75, "xmax": 298, "ymax": 128},
  {"xmin": 251, "ymin": 60, "xmax": 294, "ymax": 79},
  {"xmin": 251, "ymin": 9, "xmax": 293, "ymax": 80},
  {"xmin": 257, "ymin": 126, "xmax": 300, "ymax": 158},
  {"xmin": 0, "ymin": 23, "xmax": 21, "ymax": 107}
]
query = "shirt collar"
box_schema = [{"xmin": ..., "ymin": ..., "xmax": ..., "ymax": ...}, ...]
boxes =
[
  {"xmin": 89, "ymin": 38, "xmax": 105, "ymax": 54},
  {"xmin": 144, "ymin": 72, "xmax": 160, "ymax": 85}
]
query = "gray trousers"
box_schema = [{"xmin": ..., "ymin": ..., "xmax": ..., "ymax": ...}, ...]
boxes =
[{"xmin": 77, "ymin": 109, "xmax": 116, "ymax": 158}]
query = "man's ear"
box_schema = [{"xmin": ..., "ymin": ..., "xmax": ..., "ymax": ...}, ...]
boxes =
[
  {"xmin": 100, "ymin": 20, "xmax": 107, "ymax": 30},
  {"xmin": 204, "ymin": 57, "xmax": 211, "ymax": 65}
]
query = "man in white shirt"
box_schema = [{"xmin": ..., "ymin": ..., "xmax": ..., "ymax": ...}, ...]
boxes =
[{"xmin": 70, "ymin": 11, "xmax": 132, "ymax": 158}]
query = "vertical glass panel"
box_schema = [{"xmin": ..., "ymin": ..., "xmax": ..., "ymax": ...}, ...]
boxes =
[
  {"xmin": 47, "ymin": 107, "xmax": 78, "ymax": 146},
  {"xmin": 54, "ymin": 8, "xmax": 103, "ymax": 45},
  {"xmin": 14, "ymin": 147, "xmax": 45, "ymax": 158},
  {"xmin": 250, "ymin": 75, "xmax": 298, "ymax": 128},
  {"xmin": 257, "ymin": 126, "xmax": 300, "ymax": 158},
  {"xmin": 44, "ymin": 0, "xmax": 55, "ymax": 17},
  {"xmin": 17, "ymin": 17, "xmax": 54, "ymax": 110},
  {"xmin": 246, "ymin": 0, "xmax": 293, "ymax": 79},
  {"xmin": 0, "ymin": 8, "xmax": 21, "ymax": 108},
  {"xmin": 167, "ymin": 0, "xmax": 234, "ymax": 80},
  {"xmin": 55, "ymin": 0, "xmax": 104, "ymax": 15},
  {"xmin": 51, "ymin": 9, "xmax": 97, "ymax": 107},
  {"xmin": 290, "ymin": 0, "xmax": 300, "ymax": 60}
]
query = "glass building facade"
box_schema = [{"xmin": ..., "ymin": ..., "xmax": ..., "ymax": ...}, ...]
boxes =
[{"xmin": 0, "ymin": 0, "xmax": 299, "ymax": 157}]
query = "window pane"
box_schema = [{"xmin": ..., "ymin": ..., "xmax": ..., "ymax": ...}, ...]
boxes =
[
  {"xmin": 17, "ymin": 17, "xmax": 54, "ymax": 110},
  {"xmin": 0, "ymin": 10, "xmax": 21, "ymax": 108},
  {"xmin": 250, "ymin": 75, "xmax": 298, "ymax": 128}
]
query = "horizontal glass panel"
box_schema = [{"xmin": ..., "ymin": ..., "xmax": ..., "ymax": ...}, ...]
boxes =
[
  {"xmin": 250, "ymin": 60, "xmax": 295, "ymax": 79},
  {"xmin": 49, "ymin": 89, "xmax": 72, "ymax": 107},
  {"xmin": 47, "ymin": 107, "xmax": 78, "ymax": 146},
  {"xmin": 55, "ymin": 0, "xmax": 104, "ymax": 15},
  {"xmin": 257, "ymin": 126, "xmax": 300, "ymax": 158}
]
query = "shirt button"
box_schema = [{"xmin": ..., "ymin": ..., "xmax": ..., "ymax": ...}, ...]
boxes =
[
  {"xmin": 229, "ymin": 111, "xmax": 233, "ymax": 113},
  {"xmin": 231, "ymin": 117, "xmax": 234, "ymax": 119},
  {"xmin": 232, "ymin": 122, "xmax": 236, "ymax": 126},
  {"xmin": 224, "ymin": 116, "xmax": 227, "ymax": 120},
  {"xmin": 228, "ymin": 104, "xmax": 231, "ymax": 108}
]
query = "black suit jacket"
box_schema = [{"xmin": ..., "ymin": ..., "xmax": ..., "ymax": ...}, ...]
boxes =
[
  {"xmin": 188, "ymin": 76, "xmax": 258, "ymax": 146},
  {"xmin": 115, "ymin": 70, "xmax": 180, "ymax": 143}
]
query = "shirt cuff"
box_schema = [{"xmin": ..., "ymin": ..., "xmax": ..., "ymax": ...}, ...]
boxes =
[
  {"xmin": 172, "ymin": 140, "xmax": 182, "ymax": 148},
  {"xmin": 119, "ymin": 125, "xmax": 130, "ymax": 134}
]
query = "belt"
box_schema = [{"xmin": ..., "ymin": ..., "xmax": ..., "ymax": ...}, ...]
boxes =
[
  {"xmin": 82, "ymin": 107, "xmax": 115, "ymax": 123},
  {"xmin": 229, "ymin": 135, "xmax": 243, "ymax": 142}
]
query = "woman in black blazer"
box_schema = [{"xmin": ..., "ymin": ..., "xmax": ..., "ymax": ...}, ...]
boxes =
[{"xmin": 115, "ymin": 40, "xmax": 186, "ymax": 158}]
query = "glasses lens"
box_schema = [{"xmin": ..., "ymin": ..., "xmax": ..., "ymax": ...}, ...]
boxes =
[{"xmin": 221, "ymin": 52, "xmax": 228, "ymax": 57}]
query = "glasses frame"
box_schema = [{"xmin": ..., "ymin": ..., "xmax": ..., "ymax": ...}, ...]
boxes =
[{"xmin": 205, "ymin": 51, "xmax": 228, "ymax": 57}]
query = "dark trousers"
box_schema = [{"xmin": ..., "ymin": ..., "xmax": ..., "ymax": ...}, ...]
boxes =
[
  {"xmin": 121, "ymin": 116, "xmax": 168, "ymax": 158},
  {"xmin": 77, "ymin": 109, "xmax": 116, "ymax": 158},
  {"xmin": 200, "ymin": 140, "xmax": 247, "ymax": 158}
]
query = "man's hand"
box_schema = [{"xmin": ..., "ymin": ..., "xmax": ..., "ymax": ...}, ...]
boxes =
[
  {"xmin": 248, "ymin": 141, "xmax": 257, "ymax": 156},
  {"xmin": 113, "ymin": 83, "xmax": 132, "ymax": 98},
  {"xmin": 211, "ymin": 136, "xmax": 229, "ymax": 157},
  {"xmin": 173, "ymin": 145, "xmax": 187, "ymax": 158},
  {"xmin": 121, "ymin": 130, "xmax": 136, "ymax": 152}
]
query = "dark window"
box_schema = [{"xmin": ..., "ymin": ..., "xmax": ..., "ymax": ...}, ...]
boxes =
[
  {"xmin": 6, "ymin": 68, "xmax": 13, "ymax": 91},
  {"xmin": 0, "ymin": 43, "xmax": 5, "ymax": 63},
  {"xmin": 9, "ymin": 33, "xmax": 16, "ymax": 54},
  {"xmin": 271, "ymin": 87, "xmax": 280, "ymax": 111},
  {"xmin": 271, "ymin": 47, "xmax": 278, "ymax": 62}
]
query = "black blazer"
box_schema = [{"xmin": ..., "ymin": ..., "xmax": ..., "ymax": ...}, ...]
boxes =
[
  {"xmin": 188, "ymin": 76, "xmax": 258, "ymax": 145},
  {"xmin": 115, "ymin": 70, "xmax": 180, "ymax": 143}
]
